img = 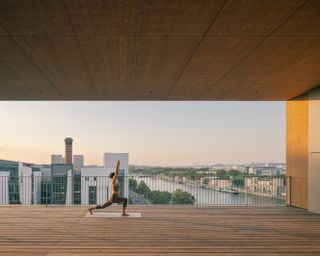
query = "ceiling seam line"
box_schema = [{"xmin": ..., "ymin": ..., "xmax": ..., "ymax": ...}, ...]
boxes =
[
  {"xmin": 61, "ymin": 0, "xmax": 98, "ymax": 98},
  {"xmin": 13, "ymin": 37, "xmax": 65, "ymax": 99},
  {"xmin": 0, "ymin": 21, "xmax": 65, "ymax": 99},
  {"xmin": 0, "ymin": 25, "xmax": 27, "ymax": 98},
  {"xmin": 253, "ymin": 38, "xmax": 320, "ymax": 90},
  {"xmin": 0, "ymin": 3, "xmax": 65, "ymax": 99},
  {"xmin": 164, "ymin": 0, "xmax": 229, "ymax": 99},
  {"xmin": 202, "ymin": 0, "xmax": 309, "ymax": 99}
]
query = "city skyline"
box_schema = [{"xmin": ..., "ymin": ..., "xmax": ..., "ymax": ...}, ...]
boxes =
[{"xmin": 0, "ymin": 101, "xmax": 285, "ymax": 166}]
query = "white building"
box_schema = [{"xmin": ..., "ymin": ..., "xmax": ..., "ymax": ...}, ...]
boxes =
[
  {"xmin": 81, "ymin": 167, "xmax": 113, "ymax": 205},
  {"xmin": 248, "ymin": 166, "xmax": 279, "ymax": 176},
  {"xmin": 212, "ymin": 179, "xmax": 232, "ymax": 189},
  {"xmin": 73, "ymin": 155, "xmax": 84, "ymax": 173},
  {"xmin": 33, "ymin": 171, "xmax": 42, "ymax": 204},
  {"xmin": 245, "ymin": 177, "xmax": 285, "ymax": 197},
  {"xmin": 0, "ymin": 171, "xmax": 10, "ymax": 205},
  {"xmin": 18, "ymin": 163, "xmax": 32, "ymax": 205},
  {"xmin": 51, "ymin": 155, "xmax": 63, "ymax": 164},
  {"xmin": 65, "ymin": 170, "xmax": 73, "ymax": 205},
  {"xmin": 0, "ymin": 160, "xmax": 43, "ymax": 205}
]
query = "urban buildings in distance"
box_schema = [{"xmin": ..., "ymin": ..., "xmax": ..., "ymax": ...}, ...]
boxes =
[{"xmin": 0, "ymin": 137, "xmax": 129, "ymax": 205}]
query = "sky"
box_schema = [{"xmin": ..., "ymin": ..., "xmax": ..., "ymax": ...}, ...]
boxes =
[{"xmin": 0, "ymin": 101, "xmax": 285, "ymax": 166}]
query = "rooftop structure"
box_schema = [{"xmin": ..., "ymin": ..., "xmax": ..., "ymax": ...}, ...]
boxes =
[
  {"xmin": 64, "ymin": 137, "xmax": 73, "ymax": 165},
  {"xmin": 51, "ymin": 154, "xmax": 63, "ymax": 164}
]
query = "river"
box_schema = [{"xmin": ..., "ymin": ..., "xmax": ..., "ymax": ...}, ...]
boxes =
[{"xmin": 135, "ymin": 176, "xmax": 285, "ymax": 206}]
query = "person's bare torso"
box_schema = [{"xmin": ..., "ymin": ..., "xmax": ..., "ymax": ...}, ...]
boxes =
[{"xmin": 112, "ymin": 179, "xmax": 119, "ymax": 195}]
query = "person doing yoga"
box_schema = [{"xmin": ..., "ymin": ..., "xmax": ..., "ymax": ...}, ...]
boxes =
[{"xmin": 88, "ymin": 160, "xmax": 129, "ymax": 216}]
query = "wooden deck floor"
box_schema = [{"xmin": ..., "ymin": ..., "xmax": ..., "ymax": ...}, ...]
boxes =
[{"xmin": 0, "ymin": 206, "xmax": 320, "ymax": 255}]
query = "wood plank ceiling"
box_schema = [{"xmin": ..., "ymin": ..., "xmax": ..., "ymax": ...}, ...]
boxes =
[{"xmin": 0, "ymin": 0, "xmax": 319, "ymax": 100}]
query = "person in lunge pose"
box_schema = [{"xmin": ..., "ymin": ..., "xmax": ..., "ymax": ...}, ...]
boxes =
[{"xmin": 88, "ymin": 160, "xmax": 129, "ymax": 216}]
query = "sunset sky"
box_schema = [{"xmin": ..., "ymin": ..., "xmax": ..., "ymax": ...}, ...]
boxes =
[{"xmin": 0, "ymin": 101, "xmax": 285, "ymax": 166}]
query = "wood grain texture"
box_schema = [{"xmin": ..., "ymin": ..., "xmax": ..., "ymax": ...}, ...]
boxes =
[
  {"xmin": 286, "ymin": 95, "xmax": 308, "ymax": 209},
  {"xmin": 0, "ymin": 0, "xmax": 320, "ymax": 100},
  {"xmin": 0, "ymin": 206, "xmax": 319, "ymax": 255}
]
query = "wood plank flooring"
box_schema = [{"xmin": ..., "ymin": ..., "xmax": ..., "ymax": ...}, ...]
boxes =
[{"xmin": 0, "ymin": 206, "xmax": 319, "ymax": 255}]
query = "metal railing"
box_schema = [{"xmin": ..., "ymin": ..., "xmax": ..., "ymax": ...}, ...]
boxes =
[{"xmin": 0, "ymin": 175, "xmax": 286, "ymax": 206}]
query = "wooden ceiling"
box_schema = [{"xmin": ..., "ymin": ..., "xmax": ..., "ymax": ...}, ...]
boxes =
[{"xmin": 0, "ymin": 0, "xmax": 319, "ymax": 100}]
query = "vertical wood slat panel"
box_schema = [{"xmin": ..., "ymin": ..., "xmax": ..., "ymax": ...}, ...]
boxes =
[{"xmin": 286, "ymin": 94, "xmax": 308, "ymax": 209}]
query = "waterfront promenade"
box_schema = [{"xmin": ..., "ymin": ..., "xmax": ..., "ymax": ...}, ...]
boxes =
[{"xmin": 0, "ymin": 206, "xmax": 319, "ymax": 255}]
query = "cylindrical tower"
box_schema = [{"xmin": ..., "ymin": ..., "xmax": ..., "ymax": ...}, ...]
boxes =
[{"xmin": 64, "ymin": 137, "xmax": 73, "ymax": 164}]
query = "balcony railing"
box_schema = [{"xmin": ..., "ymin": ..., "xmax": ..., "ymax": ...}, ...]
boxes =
[{"xmin": 0, "ymin": 175, "xmax": 286, "ymax": 206}]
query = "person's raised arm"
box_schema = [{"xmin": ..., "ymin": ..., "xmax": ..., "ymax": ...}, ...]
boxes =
[{"xmin": 114, "ymin": 160, "xmax": 120, "ymax": 179}]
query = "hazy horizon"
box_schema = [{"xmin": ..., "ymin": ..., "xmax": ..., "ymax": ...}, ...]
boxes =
[{"xmin": 0, "ymin": 101, "xmax": 285, "ymax": 166}]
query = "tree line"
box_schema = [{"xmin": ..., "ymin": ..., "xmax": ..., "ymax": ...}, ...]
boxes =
[
  {"xmin": 130, "ymin": 167, "xmax": 209, "ymax": 178},
  {"xmin": 129, "ymin": 179, "xmax": 195, "ymax": 205}
]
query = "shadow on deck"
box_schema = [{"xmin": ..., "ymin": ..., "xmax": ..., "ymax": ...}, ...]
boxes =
[{"xmin": 0, "ymin": 206, "xmax": 319, "ymax": 255}]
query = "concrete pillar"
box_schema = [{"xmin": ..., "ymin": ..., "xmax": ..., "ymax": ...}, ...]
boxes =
[
  {"xmin": 308, "ymin": 88, "xmax": 320, "ymax": 214},
  {"xmin": 286, "ymin": 96, "xmax": 308, "ymax": 209},
  {"xmin": 287, "ymin": 87, "xmax": 320, "ymax": 214}
]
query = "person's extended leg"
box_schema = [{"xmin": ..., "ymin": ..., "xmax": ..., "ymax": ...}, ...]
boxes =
[
  {"xmin": 117, "ymin": 196, "xmax": 129, "ymax": 216},
  {"xmin": 88, "ymin": 198, "xmax": 113, "ymax": 215}
]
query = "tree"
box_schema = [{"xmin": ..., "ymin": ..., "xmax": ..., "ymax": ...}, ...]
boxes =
[
  {"xmin": 216, "ymin": 169, "xmax": 230, "ymax": 180},
  {"xmin": 232, "ymin": 178, "xmax": 245, "ymax": 187},
  {"xmin": 129, "ymin": 178, "xmax": 138, "ymax": 191},
  {"xmin": 229, "ymin": 169, "xmax": 241, "ymax": 176},
  {"xmin": 136, "ymin": 180, "xmax": 152, "ymax": 198},
  {"xmin": 172, "ymin": 189, "xmax": 195, "ymax": 205},
  {"xmin": 151, "ymin": 191, "xmax": 172, "ymax": 204}
]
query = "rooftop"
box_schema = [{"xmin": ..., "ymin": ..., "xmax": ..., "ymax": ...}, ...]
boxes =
[{"xmin": 0, "ymin": 206, "xmax": 320, "ymax": 255}]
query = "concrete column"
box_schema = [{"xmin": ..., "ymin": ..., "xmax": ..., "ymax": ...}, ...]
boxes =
[
  {"xmin": 308, "ymin": 88, "xmax": 320, "ymax": 214},
  {"xmin": 286, "ymin": 95, "xmax": 308, "ymax": 209},
  {"xmin": 287, "ymin": 87, "xmax": 320, "ymax": 214}
]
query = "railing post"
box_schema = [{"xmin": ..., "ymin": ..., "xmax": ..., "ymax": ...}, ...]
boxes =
[
  {"xmin": 246, "ymin": 186, "xmax": 249, "ymax": 207},
  {"xmin": 46, "ymin": 179, "xmax": 48, "ymax": 207},
  {"xmin": 196, "ymin": 178, "xmax": 198, "ymax": 208},
  {"xmin": 287, "ymin": 175, "xmax": 291, "ymax": 207}
]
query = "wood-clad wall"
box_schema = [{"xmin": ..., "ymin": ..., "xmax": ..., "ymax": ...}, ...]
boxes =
[{"xmin": 286, "ymin": 95, "xmax": 308, "ymax": 209}]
